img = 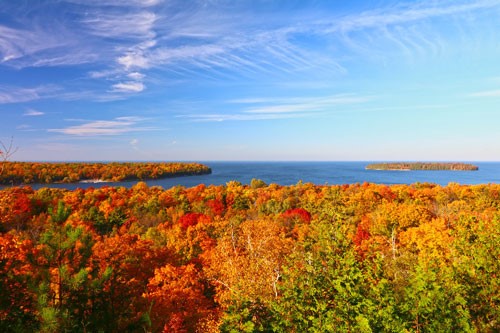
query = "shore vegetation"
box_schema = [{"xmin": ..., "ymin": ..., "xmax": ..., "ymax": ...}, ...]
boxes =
[
  {"xmin": 366, "ymin": 162, "xmax": 478, "ymax": 171},
  {"xmin": 0, "ymin": 162, "xmax": 211, "ymax": 185}
]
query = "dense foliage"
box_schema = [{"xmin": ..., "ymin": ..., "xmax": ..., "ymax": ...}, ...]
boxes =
[
  {"xmin": 1, "ymin": 181, "xmax": 499, "ymax": 332},
  {"xmin": 366, "ymin": 162, "xmax": 478, "ymax": 171},
  {"xmin": 0, "ymin": 162, "xmax": 211, "ymax": 185}
]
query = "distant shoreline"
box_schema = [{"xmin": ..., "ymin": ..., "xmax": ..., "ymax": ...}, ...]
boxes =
[
  {"xmin": 0, "ymin": 161, "xmax": 212, "ymax": 185},
  {"xmin": 366, "ymin": 162, "xmax": 479, "ymax": 171}
]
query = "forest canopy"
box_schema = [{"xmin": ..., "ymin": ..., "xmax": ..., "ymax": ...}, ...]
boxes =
[{"xmin": 1, "ymin": 181, "xmax": 499, "ymax": 332}]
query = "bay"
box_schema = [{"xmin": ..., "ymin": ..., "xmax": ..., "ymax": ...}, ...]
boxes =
[{"xmin": 15, "ymin": 161, "xmax": 500, "ymax": 191}]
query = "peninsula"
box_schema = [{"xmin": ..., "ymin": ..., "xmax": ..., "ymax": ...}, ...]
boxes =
[
  {"xmin": 0, "ymin": 162, "xmax": 212, "ymax": 185},
  {"xmin": 366, "ymin": 162, "xmax": 478, "ymax": 171}
]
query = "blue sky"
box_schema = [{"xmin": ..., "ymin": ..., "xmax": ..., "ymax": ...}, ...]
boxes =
[{"xmin": 1, "ymin": 0, "xmax": 499, "ymax": 161}]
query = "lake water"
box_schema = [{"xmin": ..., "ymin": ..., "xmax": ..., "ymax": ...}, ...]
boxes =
[{"xmin": 18, "ymin": 161, "xmax": 500, "ymax": 190}]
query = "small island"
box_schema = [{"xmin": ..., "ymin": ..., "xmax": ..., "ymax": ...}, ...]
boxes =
[
  {"xmin": 366, "ymin": 162, "xmax": 478, "ymax": 171},
  {"xmin": 0, "ymin": 162, "xmax": 212, "ymax": 185}
]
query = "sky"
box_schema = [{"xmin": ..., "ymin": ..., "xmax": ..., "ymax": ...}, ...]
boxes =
[{"xmin": 1, "ymin": 0, "xmax": 500, "ymax": 161}]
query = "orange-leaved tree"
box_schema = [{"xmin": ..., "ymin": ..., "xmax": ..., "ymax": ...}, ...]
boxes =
[{"xmin": 144, "ymin": 263, "xmax": 215, "ymax": 332}]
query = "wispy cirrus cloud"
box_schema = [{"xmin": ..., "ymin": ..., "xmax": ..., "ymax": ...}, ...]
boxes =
[
  {"xmin": 0, "ymin": 6, "xmax": 96, "ymax": 69},
  {"xmin": 82, "ymin": 11, "xmax": 157, "ymax": 40},
  {"xmin": 48, "ymin": 116, "xmax": 155, "ymax": 136},
  {"xmin": 239, "ymin": 95, "xmax": 371, "ymax": 114},
  {"xmin": 307, "ymin": 0, "xmax": 500, "ymax": 64},
  {"xmin": 468, "ymin": 89, "xmax": 500, "ymax": 97},
  {"xmin": 179, "ymin": 113, "xmax": 312, "ymax": 123},
  {"xmin": 0, "ymin": 84, "xmax": 129, "ymax": 104},
  {"xmin": 82, "ymin": 9, "xmax": 157, "ymax": 93},
  {"xmin": 0, "ymin": 24, "xmax": 66, "ymax": 64},
  {"xmin": 28, "ymin": 50, "xmax": 99, "ymax": 68},
  {"xmin": 116, "ymin": 0, "xmax": 499, "ymax": 84},
  {"xmin": 1, "ymin": 0, "xmax": 500, "ymax": 101},
  {"xmin": 24, "ymin": 108, "xmax": 45, "ymax": 116},
  {"xmin": 181, "ymin": 94, "xmax": 371, "ymax": 122},
  {"xmin": 320, "ymin": 0, "xmax": 500, "ymax": 33},
  {"xmin": 66, "ymin": 0, "xmax": 161, "ymax": 7},
  {"xmin": 0, "ymin": 85, "xmax": 59, "ymax": 104},
  {"xmin": 0, "ymin": 1, "xmax": 155, "ymax": 96}
]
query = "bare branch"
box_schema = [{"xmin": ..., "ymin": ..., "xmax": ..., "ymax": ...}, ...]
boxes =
[{"xmin": 0, "ymin": 136, "xmax": 18, "ymax": 175}]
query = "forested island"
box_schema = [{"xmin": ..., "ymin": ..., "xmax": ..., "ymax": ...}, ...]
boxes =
[
  {"xmin": 366, "ymin": 162, "xmax": 478, "ymax": 171},
  {"xmin": 1, "ymin": 181, "xmax": 498, "ymax": 332},
  {"xmin": 0, "ymin": 162, "xmax": 211, "ymax": 185}
]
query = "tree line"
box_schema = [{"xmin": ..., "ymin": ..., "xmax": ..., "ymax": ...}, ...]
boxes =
[
  {"xmin": 0, "ymin": 162, "xmax": 211, "ymax": 185},
  {"xmin": 366, "ymin": 162, "xmax": 478, "ymax": 171}
]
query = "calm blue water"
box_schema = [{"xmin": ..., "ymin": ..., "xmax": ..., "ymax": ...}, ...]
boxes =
[{"xmin": 16, "ymin": 162, "xmax": 500, "ymax": 190}]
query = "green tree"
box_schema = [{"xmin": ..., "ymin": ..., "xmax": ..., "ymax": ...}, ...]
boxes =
[
  {"xmin": 451, "ymin": 215, "xmax": 500, "ymax": 332},
  {"xmin": 35, "ymin": 201, "xmax": 97, "ymax": 332},
  {"xmin": 250, "ymin": 178, "xmax": 267, "ymax": 189},
  {"xmin": 399, "ymin": 261, "xmax": 472, "ymax": 333},
  {"xmin": 270, "ymin": 220, "xmax": 378, "ymax": 332}
]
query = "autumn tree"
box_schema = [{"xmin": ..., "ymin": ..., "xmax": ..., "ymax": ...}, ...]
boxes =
[
  {"xmin": 1, "ymin": 179, "xmax": 500, "ymax": 331},
  {"xmin": 204, "ymin": 217, "xmax": 294, "ymax": 332},
  {"xmin": 0, "ymin": 233, "xmax": 37, "ymax": 332},
  {"xmin": 89, "ymin": 233, "xmax": 173, "ymax": 332},
  {"xmin": 143, "ymin": 263, "xmax": 215, "ymax": 332}
]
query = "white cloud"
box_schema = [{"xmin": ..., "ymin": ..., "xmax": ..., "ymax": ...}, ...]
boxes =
[
  {"xmin": 30, "ymin": 50, "xmax": 98, "ymax": 67},
  {"xmin": 66, "ymin": 0, "xmax": 161, "ymax": 7},
  {"xmin": 130, "ymin": 138, "xmax": 139, "ymax": 150},
  {"xmin": 1, "ymin": 2, "xmax": 157, "ymax": 96},
  {"xmin": 49, "ymin": 117, "xmax": 154, "ymax": 136},
  {"xmin": 82, "ymin": 11, "xmax": 157, "ymax": 39},
  {"xmin": 112, "ymin": 81, "xmax": 145, "ymax": 93},
  {"xmin": 135, "ymin": 0, "xmax": 499, "ymax": 80},
  {"xmin": 321, "ymin": 0, "xmax": 500, "ymax": 33},
  {"xmin": 0, "ymin": 16, "xmax": 94, "ymax": 69},
  {"xmin": 244, "ymin": 104, "xmax": 314, "ymax": 114},
  {"xmin": 24, "ymin": 109, "xmax": 45, "ymax": 116},
  {"xmin": 0, "ymin": 85, "xmax": 58, "ymax": 104},
  {"xmin": 88, "ymin": 69, "xmax": 121, "ymax": 79},
  {"xmin": 117, "ymin": 53, "xmax": 150, "ymax": 70},
  {"xmin": 116, "ymin": 116, "xmax": 146, "ymax": 121},
  {"xmin": 0, "ymin": 25, "xmax": 59, "ymax": 64},
  {"xmin": 241, "ymin": 95, "xmax": 371, "ymax": 114},
  {"xmin": 469, "ymin": 89, "xmax": 500, "ymax": 97},
  {"xmin": 127, "ymin": 72, "xmax": 145, "ymax": 80},
  {"xmin": 2, "ymin": 0, "xmax": 500, "ymax": 102},
  {"xmin": 227, "ymin": 98, "xmax": 278, "ymax": 104},
  {"xmin": 179, "ymin": 112, "xmax": 311, "ymax": 122},
  {"xmin": 78, "ymin": 8, "xmax": 158, "ymax": 95},
  {"xmin": 2, "ymin": 54, "xmax": 15, "ymax": 62},
  {"xmin": 180, "ymin": 93, "xmax": 371, "ymax": 122}
]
